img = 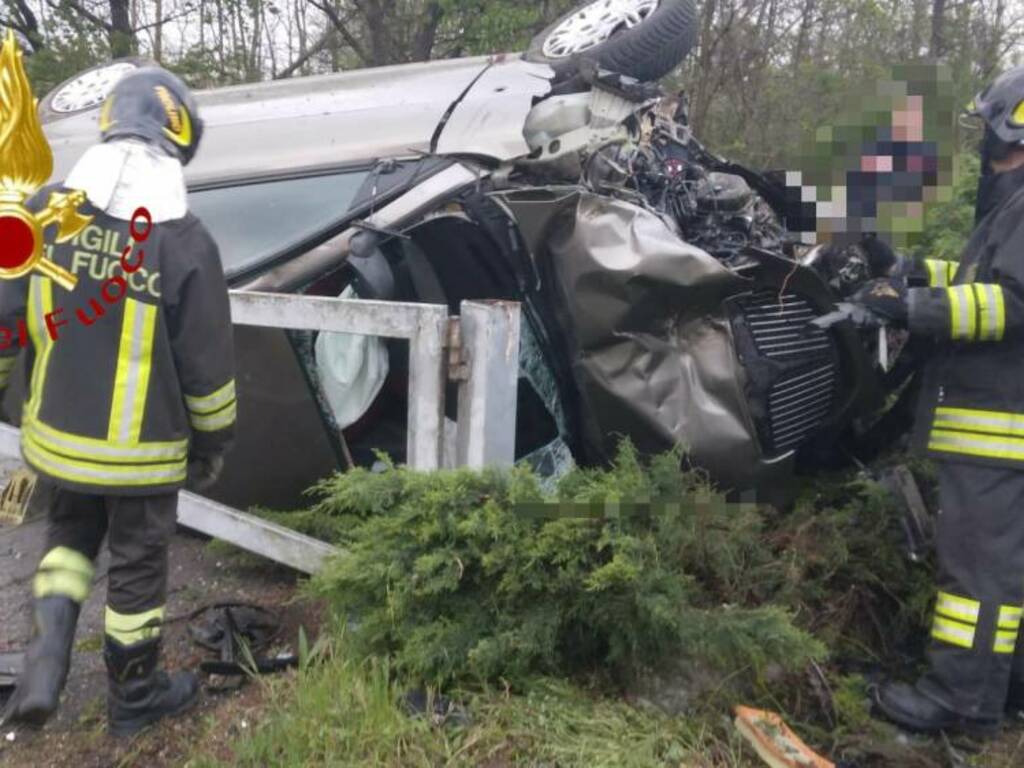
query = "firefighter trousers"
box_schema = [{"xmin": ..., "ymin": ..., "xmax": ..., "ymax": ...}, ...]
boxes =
[
  {"xmin": 32, "ymin": 483, "xmax": 178, "ymax": 647},
  {"xmin": 917, "ymin": 462, "xmax": 1024, "ymax": 720}
]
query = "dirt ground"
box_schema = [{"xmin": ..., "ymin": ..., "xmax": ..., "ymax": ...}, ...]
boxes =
[{"xmin": 0, "ymin": 469, "xmax": 321, "ymax": 768}]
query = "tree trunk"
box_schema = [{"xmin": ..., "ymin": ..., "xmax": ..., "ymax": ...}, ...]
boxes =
[
  {"xmin": 930, "ymin": 0, "xmax": 946, "ymax": 58},
  {"xmin": 11, "ymin": 0, "xmax": 45, "ymax": 51},
  {"xmin": 411, "ymin": 1, "xmax": 443, "ymax": 62},
  {"xmin": 690, "ymin": 0, "xmax": 719, "ymax": 135},
  {"xmin": 153, "ymin": 0, "xmax": 162, "ymax": 61},
  {"xmin": 362, "ymin": 0, "xmax": 392, "ymax": 66},
  {"xmin": 792, "ymin": 0, "xmax": 816, "ymax": 69},
  {"xmin": 109, "ymin": 0, "xmax": 135, "ymax": 57}
]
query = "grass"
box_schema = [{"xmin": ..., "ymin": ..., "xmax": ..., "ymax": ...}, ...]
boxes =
[
  {"xmin": 187, "ymin": 452, "xmax": 1024, "ymax": 767},
  {"xmin": 186, "ymin": 634, "xmax": 757, "ymax": 768}
]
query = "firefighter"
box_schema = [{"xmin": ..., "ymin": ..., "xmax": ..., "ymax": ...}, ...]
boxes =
[
  {"xmin": 0, "ymin": 67, "xmax": 235, "ymax": 736},
  {"xmin": 850, "ymin": 64, "xmax": 1024, "ymax": 735}
]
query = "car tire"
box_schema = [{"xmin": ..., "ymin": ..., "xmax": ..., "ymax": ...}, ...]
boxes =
[
  {"xmin": 38, "ymin": 58, "xmax": 154, "ymax": 123},
  {"xmin": 525, "ymin": 0, "xmax": 699, "ymax": 83}
]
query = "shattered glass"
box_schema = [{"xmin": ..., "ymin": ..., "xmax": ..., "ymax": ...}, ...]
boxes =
[{"xmin": 516, "ymin": 318, "xmax": 576, "ymax": 483}]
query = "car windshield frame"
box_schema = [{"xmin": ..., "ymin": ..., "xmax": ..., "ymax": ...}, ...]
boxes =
[{"xmin": 187, "ymin": 160, "xmax": 450, "ymax": 284}]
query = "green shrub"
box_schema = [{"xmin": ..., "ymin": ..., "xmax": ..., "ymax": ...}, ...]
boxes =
[{"xmin": 307, "ymin": 443, "xmax": 824, "ymax": 689}]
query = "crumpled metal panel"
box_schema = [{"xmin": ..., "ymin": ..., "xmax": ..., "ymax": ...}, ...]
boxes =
[
  {"xmin": 435, "ymin": 58, "xmax": 554, "ymax": 161},
  {"xmin": 546, "ymin": 193, "xmax": 786, "ymax": 490}
]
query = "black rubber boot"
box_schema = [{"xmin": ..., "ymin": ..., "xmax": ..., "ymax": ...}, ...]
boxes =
[
  {"xmin": 1006, "ymin": 685, "xmax": 1024, "ymax": 719},
  {"xmin": 4, "ymin": 596, "xmax": 80, "ymax": 728},
  {"xmin": 872, "ymin": 681, "xmax": 1000, "ymax": 738},
  {"xmin": 105, "ymin": 636, "xmax": 199, "ymax": 738}
]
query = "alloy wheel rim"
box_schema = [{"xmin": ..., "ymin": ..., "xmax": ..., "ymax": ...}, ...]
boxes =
[
  {"xmin": 542, "ymin": 0, "xmax": 660, "ymax": 58},
  {"xmin": 50, "ymin": 62, "xmax": 139, "ymax": 113}
]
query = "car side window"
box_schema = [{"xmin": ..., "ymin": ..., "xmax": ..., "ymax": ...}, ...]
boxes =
[{"xmin": 187, "ymin": 171, "xmax": 370, "ymax": 278}]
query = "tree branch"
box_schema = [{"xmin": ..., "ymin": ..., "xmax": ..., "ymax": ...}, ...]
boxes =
[
  {"xmin": 309, "ymin": 0, "xmax": 368, "ymax": 65},
  {"xmin": 275, "ymin": 26, "xmax": 335, "ymax": 79},
  {"xmin": 132, "ymin": 5, "xmax": 194, "ymax": 33},
  {"xmin": 48, "ymin": 0, "xmax": 113, "ymax": 32}
]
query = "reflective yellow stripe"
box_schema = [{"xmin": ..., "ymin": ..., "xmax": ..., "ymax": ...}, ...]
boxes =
[
  {"xmin": 105, "ymin": 605, "xmax": 164, "ymax": 645},
  {"xmin": 994, "ymin": 284, "xmax": 1007, "ymax": 340},
  {"xmin": 34, "ymin": 572, "xmax": 91, "ymax": 602},
  {"xmin": 23, "ymin": 415, "xmax": 187, "ymax": 462},
  {"xmin": 928, "ymin": 429, "xmax": 1024, "ymax": 462},
  {"xmin": 933, "ymin": 407, "xmax": 1024, "ymax": 437},
  {"xmin": 189, "ymin": 401, "xmax": 237, "ymax": 432},
  {"xmin": 973, "ymin": 284, "xmax": 1006, "ymax": 341},
  {"xmin": 926, "ymin": 260, "xmax": 950, "ymax": 287},
  {"xmin": 948, "ymin": 286, "xmax": 964, "ymax": 339},
  {"xmin": 33, "ymin": 546, "xmax": 94, "ymax": 602},
  {"xmin": 948, "ymin": 262, "xmax": 958, "ymax": 284},
  {"xmin": 998, "ymin": 605, "xmax": 1023, "ymax": 631},
  {"xmin": 995, "ymin": 630, "xmax": 1018, "ymax": 654},
  {"xmin": 932, "ymin": 615, "xmax": 976, "ymax": 649},
  {"xmin": 936, "ymin": 591, "xmax": 981, "ymax": 624},
  {"xmin": 108, "ymin": 299, "xmax": 157, "ymax": 444},
  {"xmin": 950, "ymin": 285, "xmax": 978, "ymax": 340},
  {"xmin": 26, "ymin": 276, "xmax": 53, "ymax": 420},
  {"xmin": 185, "ymin": 380, "xmax": 236, "ymax": 415},
  {"xmin": 23, "ymin": 430, "xmax": 186, "ymax": 487},
  {"xmin": 964, "ymin": 285, "xmax": 978, "ymax": 340}
]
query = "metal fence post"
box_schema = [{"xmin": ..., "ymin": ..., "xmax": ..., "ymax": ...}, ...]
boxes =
[
  {"xmin": 406, "ymin": 305, "xmax": 449, "ymax": 470},
  {"xmin": 455, "ymin": 300, "xmax": 521, "ymax": 469},
  {"xmin": 229, "ymin": 291, "xmax": 451, "ymax": 472}
]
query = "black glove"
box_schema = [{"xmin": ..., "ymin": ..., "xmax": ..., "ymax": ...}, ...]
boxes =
[
  {"xmin": 860, "ymin": 234, "xmax": 914, "ymax": 279},
  {"xmin": 859, "ymin": 233, "xmax": 898, "ymax": 274},
  {"xmin": 850, "ymin": 277, "xmax": 908, "ymax": 325},
  {"xmin": 186, "ymin": 454, "xmax": 224, "ymax": 493}
]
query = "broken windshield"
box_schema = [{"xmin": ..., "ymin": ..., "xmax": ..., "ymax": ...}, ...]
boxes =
[{"xmin": 188, "ymin": 170, "xmax": 370, "ymax": 277}]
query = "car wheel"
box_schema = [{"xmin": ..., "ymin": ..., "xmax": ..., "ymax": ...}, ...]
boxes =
[
  {"xmin": 38, "ymin": 58, "xmax": 154, "ymax": 123},
  {"xmin": 525, "ymin": 0, "xmax": 699, "ymax": 83}
]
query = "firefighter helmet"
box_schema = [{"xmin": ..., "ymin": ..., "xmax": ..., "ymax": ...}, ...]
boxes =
[
  {"xmin": 99, "ymin": 67, "xmax": 203, "ymax": 165},
  {"xmin": 967, "ymin": 64, "xmax": 1024, "ymax": 147}
]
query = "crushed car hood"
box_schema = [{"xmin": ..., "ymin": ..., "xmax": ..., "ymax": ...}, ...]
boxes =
[
  {"xmin": 544, "ymin": 192, "xmax": 795, "ymax": 492},
  {"xmin": 44, "ymin": 55, "xmax": 553, "ymax": 187}
]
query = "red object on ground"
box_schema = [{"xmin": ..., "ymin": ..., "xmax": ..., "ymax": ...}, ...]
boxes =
[
  {"xmin": 734, "ymin": 706, "xmax": 835, "ymax": 768},
  {"xmin": 0, "ymin": 215, "xmax": 35, "ymax": 270}
]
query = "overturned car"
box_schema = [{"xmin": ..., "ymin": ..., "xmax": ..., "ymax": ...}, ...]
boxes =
[{"xmin": 31, "ymin": 0, "xmax": 901, "ymax": 509}]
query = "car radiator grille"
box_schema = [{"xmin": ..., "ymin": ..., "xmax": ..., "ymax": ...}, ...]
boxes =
[{"xmin": 734, "ymin": 291, "xmax": 838, "ymax": 454}]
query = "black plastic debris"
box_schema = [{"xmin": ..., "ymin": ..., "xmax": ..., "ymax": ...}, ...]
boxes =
[
  {"xmin": 0, "ymin": 653, "xmax": 24, "ymax": 713},
  {"xmin": 187, "ymin": 603, "xmax": 298, "ymax": 685},
  {"xmin": 401, "ymin": 689, "xmax": 472, "ymax": 727}
]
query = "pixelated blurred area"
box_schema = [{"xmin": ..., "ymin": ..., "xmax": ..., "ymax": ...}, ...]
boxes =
[{"xmin": 786, "ymin": 63, "xmax": 957, "ymax": 249}]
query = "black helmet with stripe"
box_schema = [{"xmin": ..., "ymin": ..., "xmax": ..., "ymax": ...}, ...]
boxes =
[
  {"xmin": 99, "ymin": 67, "xmax": 203, "ymax": 165},
  {"xmin": 967, "ymin": 64, "xmax": 1024, "ymax": 170}
]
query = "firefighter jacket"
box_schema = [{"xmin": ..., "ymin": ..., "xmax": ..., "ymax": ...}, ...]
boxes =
[
  {"xmin": 908, "ymin": 163, "xmax": 1024, "ymax": 469},
  {"xmin": 0, "ymin": 186, "xmax": 236, "ymax": 494}
]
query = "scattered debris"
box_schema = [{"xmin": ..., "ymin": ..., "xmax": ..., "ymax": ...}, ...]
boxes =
[
  {"xmin": 734, "ymin": 705, "xmax": 835, "ymax": 768},
  {"xmin": 0, "ymin": 653, "xmax": 22, "ymax": 693},
  {"xmin": 878, "ymin": 465, "xmax": 934, "ymax": 563},
  {"xmin": 401, "ymin": 689, "xmax": 471, "ymax": 728},
  {"xmin": 0, "ymin": 470, "xmax": 42, "ymax": 526},
  {"xmin": 0, "ymin": 655, "xmax": 22, "ymax": 716},
  {"xmin": 188, "ymin": 603, "xmax": 298, "ymax": 689}
]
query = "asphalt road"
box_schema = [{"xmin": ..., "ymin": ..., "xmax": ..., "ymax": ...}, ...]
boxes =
[{"xmin": 0, "ymin": 458, "xmax": 306, "ymax": 750}]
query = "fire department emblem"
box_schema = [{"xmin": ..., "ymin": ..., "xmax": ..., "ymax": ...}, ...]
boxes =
[{"xmin": 0, "ymin": 30, "xmax": 91, "ymax": 291}]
